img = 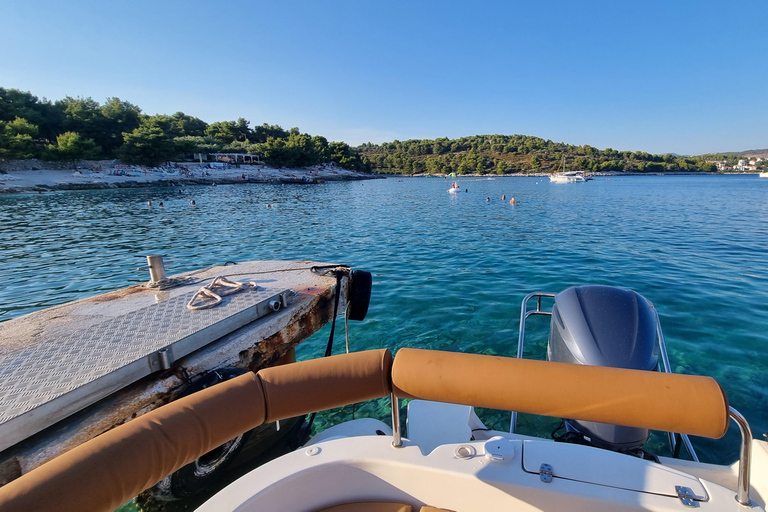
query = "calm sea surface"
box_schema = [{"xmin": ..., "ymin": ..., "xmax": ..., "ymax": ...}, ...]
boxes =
[{"xmin": 1, "ymin": 175, "xmax": 767, "ymax": 469}]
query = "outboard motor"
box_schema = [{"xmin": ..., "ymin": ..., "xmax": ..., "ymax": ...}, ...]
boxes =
[{"xmin": 548, "ymin": 285, "xmax": 659, "ymax": 452}]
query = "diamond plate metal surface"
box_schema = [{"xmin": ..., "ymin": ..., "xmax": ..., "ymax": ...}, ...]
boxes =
[{"xmin": 0, "ymin": 287, "xmax": 287, "ymax": 426}]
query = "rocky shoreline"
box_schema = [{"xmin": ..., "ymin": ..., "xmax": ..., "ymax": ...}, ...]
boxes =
[{"xmin": 0, "ymin": 160, "xmax": 380, "ymax": 194}]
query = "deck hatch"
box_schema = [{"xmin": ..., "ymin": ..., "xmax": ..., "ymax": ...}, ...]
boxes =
[
  {"xmin": 0, "ymin": 286, "xmax": 290, "ymax": 451},
  {"xmin": 522, "ymin": 440, "xmax": 707, "ymax": 498}
]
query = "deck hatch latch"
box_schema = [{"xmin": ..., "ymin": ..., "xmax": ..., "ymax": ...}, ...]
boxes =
[
  {"xmin": 676, "ymin": 486, "xmax": 703, "ymax": 507},
  {"xmin": 540, "ymin": 463, "xmax": 553, "ymax": 483}
]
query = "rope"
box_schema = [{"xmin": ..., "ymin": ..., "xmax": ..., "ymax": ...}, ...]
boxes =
[
  {"xmin": 306, "ymin": 268, "xmax": 349, "ymax": 433},
  {"xmin": 186, "ymin": 276, "xmax": 258, "ymax": 310},
  {"xmin": 140, "ymin": 276, "xmax": 201, "ymax": 290}
]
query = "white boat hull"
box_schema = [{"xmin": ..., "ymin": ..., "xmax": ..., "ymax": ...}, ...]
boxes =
[
  {"xmin": 200, "ymin": 425, "xmax": 767, "ymax": 511},
  {"xmin": 550, "ymin": 172, "xmax": 586, "ymax": 183}
]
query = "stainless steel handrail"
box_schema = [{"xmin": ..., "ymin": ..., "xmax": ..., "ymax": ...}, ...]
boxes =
[
  {"xmin": 516, "ymin": 292, "xmax": 556, "ymax": 359},
  {"xmin": 730, "ymin": 407, "xmax": 754, "ymax": 507},
  {"xmin": 391, "ymin": 392, "xmax": 402, "ymax": 447},
  {"xmin": 652, "ymin": 307, "xmax": 699, "ymax": 462},
  {"xmin": 511, "ymin": 292, "xmax": 555, "ymax": 432}
]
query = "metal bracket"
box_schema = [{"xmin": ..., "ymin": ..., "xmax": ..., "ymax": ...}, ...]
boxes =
[
  {"xmin": 676, "ymin": 486, "xmax": 703, "ymax": 507},
  {"xmin": 148, "ymin": 347, "xmax": 175, "ymax": 371},
  {"xmin": 540, "ymin": 463, "xmax": 553, "ymax": 483}
]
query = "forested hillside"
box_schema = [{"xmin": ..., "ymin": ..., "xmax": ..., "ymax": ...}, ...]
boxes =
[
  {"xmin": 1, "ymin": 87, "xmax": 743, "ymax": 175},
  {"xmin": 358, "ymin": 135, "xmax": 720, "ymax": 175},
  {"xmin": 0, "ymin": 87, "xmax": 367, "ymax": 170}
]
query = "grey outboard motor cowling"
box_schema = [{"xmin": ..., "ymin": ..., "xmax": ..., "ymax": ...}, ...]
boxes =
[{"xmin": 548, "ymin": 285, "xmax": 659, "ymax": 451}]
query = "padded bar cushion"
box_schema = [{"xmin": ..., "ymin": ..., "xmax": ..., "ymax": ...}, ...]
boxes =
[
  {"xmin": 0, "ymin": 372, "xmax": 266, "ymax": 512},
  {"xmin": 316, "ymin": 501, "xmax": 413, "ymax": 512},
  {"xmin": 392, "ymin": 348, "xmax": 729, "ymax": 439},
  {"xmin": 259, "ymin": 349, "xmax": 393, "ymax": 423}
]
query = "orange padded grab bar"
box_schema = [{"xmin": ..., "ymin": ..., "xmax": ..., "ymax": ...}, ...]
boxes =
[
  {"xmin": 0, "ymin": 349, "xmax": 393, "ymax": 512},
  {"xmin": 391, "ymin": 348, "xmax": 729, "ymax": 439},
  {"xmin": 0, "ymin": 372, "xmax": 267, "ymax": 512}
]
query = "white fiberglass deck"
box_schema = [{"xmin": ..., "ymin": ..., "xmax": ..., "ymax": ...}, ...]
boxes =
[{"xmin": 0, "ymin": 279, "xmax": 289, "ymax": 452}]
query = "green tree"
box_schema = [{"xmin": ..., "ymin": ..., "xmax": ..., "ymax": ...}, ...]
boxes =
[
  {"xmin": 170, "ymin": 112, "xmax": 208, "ymax": 137},
  {"xmin": 205, "ymin": 121, "xmax": 238, "ymax": 144},
  {"xmin": 119, "ymin": 122, "xmax": 174, "ymax": 166},
  {"xmin": 173, "ymin": 136, "xmax": 223, "ymax": 159},
  {"xmin": 530, "ymin": 155, "xmax": 541, "ymax": 169},
  {"xmin": 0, "ymin": 117, "xmax": 40, "ymax": 163},
  {"xmin": 252, "ymin": 123, "xmax": 287, "ymax": 143},
  {"xmin": 100, "ymin": 98, "xmax": 141, "ymax": 156},
  {"xmin": 0, "ymin": 88, "xmax": 64, "ymax": 142},
  {"xmin": 56, "ymin": 96, "xmax": 107, "ymax": 150},
  {"xmin": 48, "ymin": 131, "xmax": 98, "ymax": 169}
]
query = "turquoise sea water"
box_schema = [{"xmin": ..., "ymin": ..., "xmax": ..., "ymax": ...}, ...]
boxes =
[{"xmin": 1, "ymin": 175, "xmax": 767, "ymax": 467}]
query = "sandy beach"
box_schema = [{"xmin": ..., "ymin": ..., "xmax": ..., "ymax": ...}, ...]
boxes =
[{"xmin": 0, "ymin": 161, "xmax": 376, "ymax": 193}]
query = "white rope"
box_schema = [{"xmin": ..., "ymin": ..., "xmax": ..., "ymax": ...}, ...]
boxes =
[{"xmin": 186, "ymin": 276, "xmax": 258, "ymax": 310}]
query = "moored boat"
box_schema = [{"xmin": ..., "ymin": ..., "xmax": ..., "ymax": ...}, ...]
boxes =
[
  {"xmin": 549, "ymin": 170, "xmax": 587, "ymax": 183},
  {"xmin": 549, "ymin": 155, "xmax": 587, "ymax": 183}
]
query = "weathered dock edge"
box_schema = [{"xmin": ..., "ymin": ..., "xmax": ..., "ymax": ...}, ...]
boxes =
[{"xmin": 0, "ymin": 260, "xmax": 349, "ymax": 484}]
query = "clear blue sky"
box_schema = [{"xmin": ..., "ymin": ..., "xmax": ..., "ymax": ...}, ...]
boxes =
[{"xmin": 2, "ymin": 0, "xmax": 766, "ymax": 155}]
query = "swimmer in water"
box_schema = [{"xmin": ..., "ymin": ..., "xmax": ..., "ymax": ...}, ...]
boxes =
[
  {"xmin": 486, "ymin": 197, "xmax": 490, "ymax": 201},
  {"xmin": 501, "ymin": 194, "xmax": 506, "ymax": 200},
  {"xmin": 510, "ymin": 197, "xmax": 516, "ymax": 204},
  {"xmin": 266, "ymin": 204, "xmax": 271, "ymax": 208},
  {"xmin": 147, "ymin": 200, "xmax": 152, "ymax": 206},
  {"xmin": 190, "ymin": 200, "xmax": 196, "ymax": 205},
  {"xmin": 159, "ymin": 201, "xmax": 164, "ymax": 207}
]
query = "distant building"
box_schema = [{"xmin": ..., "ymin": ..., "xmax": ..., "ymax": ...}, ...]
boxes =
[{"xmin": 193, "ymin": 153, "xmax": 261, "ymax": 164}]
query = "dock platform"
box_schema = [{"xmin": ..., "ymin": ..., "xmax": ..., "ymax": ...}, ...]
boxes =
[{"xmin": 0, "ymin": 260, "xmax": 351, "ymax": 482}]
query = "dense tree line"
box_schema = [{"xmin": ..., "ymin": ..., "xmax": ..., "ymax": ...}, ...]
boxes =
[
  {"xmin": 0, "ymin": 87, "xmax": 368, "ymax": 171},
  {"xmin": 357, "ymin": 135, "xmax": 720, "ymax": 175}
]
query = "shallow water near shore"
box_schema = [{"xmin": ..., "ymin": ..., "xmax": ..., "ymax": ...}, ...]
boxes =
[{"xmin": 1, "ymin": 175, "xmax": 767, "ymax": 496}]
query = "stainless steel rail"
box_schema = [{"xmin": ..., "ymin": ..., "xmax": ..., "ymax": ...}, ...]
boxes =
[
  {"xmin": 511, "ymin": 292, "xmax": 555, "ymax": 432},
  {"xmin": 730, "ymin": 406, "xmax": 754, "ymax": 507},
  {"xmin": 516, "ymin": 292, "xmax": 556, "ymax": 359},
  {"xmin": 391, "ymin": 392, "xmax": 402, "ymax": 447},
  {"xmin": 652, "ymin": 307, "xmax": 699, "ymax": 462}
]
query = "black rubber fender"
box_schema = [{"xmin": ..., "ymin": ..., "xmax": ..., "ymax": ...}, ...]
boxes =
[
  {"xmin": 347, "ymin": 269, "xmax": 372, "ymax": 321},
  {"xmin": 147, "ymin": 368, "xmax": 252, "ymax": 501}
]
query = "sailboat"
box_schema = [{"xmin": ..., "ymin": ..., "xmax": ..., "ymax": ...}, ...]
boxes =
[{"xmin": 550, "ymin": 156, "xmax": 587, "ymax": 183}]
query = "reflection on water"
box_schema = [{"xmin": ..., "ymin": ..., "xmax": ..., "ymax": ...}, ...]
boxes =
[{"xmin": 1, "ymin": 175, "xmax": 767, "ymax": 469}]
